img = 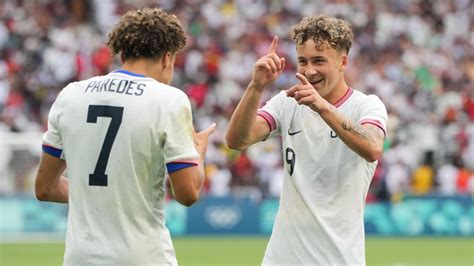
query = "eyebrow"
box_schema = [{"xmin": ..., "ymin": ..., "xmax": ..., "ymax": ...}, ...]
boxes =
[{"xmin": 298, "ymin": 56, "xmax": 326, "ymax": 60}]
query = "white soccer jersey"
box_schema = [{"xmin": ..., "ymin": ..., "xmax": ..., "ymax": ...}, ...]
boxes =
[
  {"xmin": 43, "ymin": 70, "xmax": 199, "ymax": 265},
  {"xmin": 258, "ymin": 88, "xmax": 387, "ymax": 266}
]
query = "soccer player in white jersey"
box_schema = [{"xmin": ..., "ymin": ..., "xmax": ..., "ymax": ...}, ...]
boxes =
[
  {"xmin": 226, "ymin": 15, "xmax": 387, "ymax": 265},
  {"xmin": 35, "ymin": 8, "xmax": 215, "ymax": 265}
]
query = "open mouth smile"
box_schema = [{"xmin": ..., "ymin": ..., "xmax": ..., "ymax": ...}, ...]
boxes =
[{"xmin": 309, "ymin": 79, "xmax": 323, "ymax": 85}]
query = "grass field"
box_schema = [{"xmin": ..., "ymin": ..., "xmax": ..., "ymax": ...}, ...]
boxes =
[{"xmin": 0, "ymin": 237, "xmax": 472, "ymax": 265}]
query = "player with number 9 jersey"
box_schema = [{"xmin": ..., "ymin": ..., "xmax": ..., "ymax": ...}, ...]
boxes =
[
  {"xmin": 35, "ymin": 8, "xmax": 215, "ymax": 265},
  {"xmin": 226, "ymin": 15, "xmax": 387, "ymax": 265}
]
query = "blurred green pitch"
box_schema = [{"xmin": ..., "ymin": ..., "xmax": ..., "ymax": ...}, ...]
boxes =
[{"xmin": 0, "ymin": 237, "xmax": 472, "ymax": 265}]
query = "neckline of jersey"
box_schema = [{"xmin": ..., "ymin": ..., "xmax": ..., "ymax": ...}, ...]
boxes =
[
  {"xmin": 112, "ymin": 69, "xmax": 147, "ymax": 78},
  {"xmin": 333, "ymin": 87, "xmax": 354, "ymax": 108}
]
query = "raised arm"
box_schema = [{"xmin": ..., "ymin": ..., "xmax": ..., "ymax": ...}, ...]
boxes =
[
  {"xmin": 226, "ymin": 36, "xmax": 286, "ymax": 150},
  {"xmin": 287, "ymin": 73, "xmax": 385, "ymax": 162}
]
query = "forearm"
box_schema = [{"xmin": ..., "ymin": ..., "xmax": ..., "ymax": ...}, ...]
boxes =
[
  {"xmin": 226, "ymin": 83, "xmax": 264, "ymax": 149},
  {"xmin": 36, "ymin": 176, "xmax": 69, "ymax": 203},
  {"xmin": 319, "ymin": 104, "xmax": 384, "ymax": 162},
  {"xmin": 195, "ymin": 154, "xmax": 206, "ymax": 193}
]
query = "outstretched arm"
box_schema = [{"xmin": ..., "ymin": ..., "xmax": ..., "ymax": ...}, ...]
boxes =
[
  {"xmin": 226, "ymin": 36, "xmax": 286, "ymax": 150},
  {"xmin": 287, "ymin": 73, "xmax": 385, "ymax": 162}
]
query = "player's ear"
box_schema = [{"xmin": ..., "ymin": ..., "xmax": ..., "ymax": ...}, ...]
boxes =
[
  {"xmin": 340, "ymin": 53, "xmax": 348, "ymax": 72},
  {"xmin": 161, "ymin": 52, "xmax": 171, "ymax": 69}
]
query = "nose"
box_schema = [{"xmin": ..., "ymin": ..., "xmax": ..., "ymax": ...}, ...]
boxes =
[{"xmin": 305, "ymin": 67, "xmax": 318, "ymax": 78}]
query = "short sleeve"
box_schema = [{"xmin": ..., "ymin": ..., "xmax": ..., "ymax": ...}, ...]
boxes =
[
  {"xmin": 358, "ymin": 95, "xmax": 388, "ymax": 137},
  {"xmin": 257, "ymin": 91, "xmax": 286, "ymax": 139},
  {"xmin": 43, "ymin": 90, "xmax": 65, "ymax": 159},
  {"xmin": 163, "ymin": 92, "xmax": 199, "ymax": 164}
]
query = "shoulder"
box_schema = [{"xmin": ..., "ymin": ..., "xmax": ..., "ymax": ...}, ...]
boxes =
[
  {"xmin": 161, "ymin": 83, "xmax": 189, "ymax": 101},
  {"xmin": 263, "ymin": 90, "xmax": 294, "ymax": 107},
  {"xmin": 54, "ymin": 80, "xmax": 83, "ymax": 102},
  {"xmin": 160, "ymin": 82, "xmax": 187, "ymax": 98},
  {"xmin": 275, "ymin": 90, "xmax": 290, "ymax": 99},
  {"xmin": 73, "ymin": 75, "xmax": 105, "ymax": 87},
  {"xmin": 349, "ymin": 89, "xmax": 386, "ymax": 109},
  {"xmin": 151, "ymin": 82, "xmax": 191, "ymax": 108},
  {"xmin": 260, "ymin": 90, "xmax": 296, "ymax": 119},
  {"xmin": 55, "ymin": 75, "xmax": 103, "ymax": 99},
  {"xmin": 61, "ymin": 75, "xmax": 102, "ymax": 95},
  {"xmin": 124, "ymin": 77, "xmax": 190, "ymax": 103}
]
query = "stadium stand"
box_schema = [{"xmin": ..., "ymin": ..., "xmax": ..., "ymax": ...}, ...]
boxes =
[{"xmin": 0, "ymin": 0, "xmax": 473, "ymax": 200}]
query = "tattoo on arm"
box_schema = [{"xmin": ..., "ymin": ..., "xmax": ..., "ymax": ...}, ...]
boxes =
[
  {"xmin": 341, "ymin": 120, "xmax": 385, "ymax": 146},
  {"xmin": 342, "ymin": 120, "xmax": 371, "ymax": 140}
]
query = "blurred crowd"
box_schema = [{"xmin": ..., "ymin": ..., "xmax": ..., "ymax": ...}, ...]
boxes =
[{"xmin": 1, "ymin": 0, "xmax": 473, "ymax": 201}]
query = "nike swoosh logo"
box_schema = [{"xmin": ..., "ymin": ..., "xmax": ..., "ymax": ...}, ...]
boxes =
[{"xmin": 288, "ymin": 129, "xmax": 302, "ymax": 136}]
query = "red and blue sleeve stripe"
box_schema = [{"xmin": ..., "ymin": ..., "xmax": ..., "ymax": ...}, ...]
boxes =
[
  {"xmin": 166, "ymin": 161, "xmax": 198, "ymax": 173},
  {"xmin": 42, "ymin": 144, "xmax": 62, "ymax": 158}
]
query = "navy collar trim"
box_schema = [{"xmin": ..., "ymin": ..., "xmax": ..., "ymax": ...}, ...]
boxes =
[{"xmin": 112, "ymin": 69, "xmax": 146, "ymax": 78}]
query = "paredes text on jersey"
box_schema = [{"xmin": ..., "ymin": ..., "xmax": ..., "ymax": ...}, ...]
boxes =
[{"xmin": 85, "ymin": 78, "xmax": 145, "ymax": 96}]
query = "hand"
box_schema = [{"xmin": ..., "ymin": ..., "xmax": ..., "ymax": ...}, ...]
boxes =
[
  {"xmin": 250, "ymin": 36, "xmax": 286, "ymax": 90},
  {"xmin": 286, "ymin": 73, "xmax": 329, "ymax": 113},
  {"xmin": 193, "ymin": 123, "xmax": 216, "ymax": 157}
]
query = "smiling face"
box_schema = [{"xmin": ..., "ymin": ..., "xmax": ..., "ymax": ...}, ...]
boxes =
[{"xmin": 296, "ymin": 39, "xmax": 348, "ymax": 102}]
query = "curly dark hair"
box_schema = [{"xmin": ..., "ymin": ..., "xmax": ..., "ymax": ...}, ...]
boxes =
[
  {"xmin": 107, "ymin": 7, "xmax": 187, "ymax": 60},
  {"xmin": 291, "ymin": 15, "xmax": 353, "ymax": 54}
]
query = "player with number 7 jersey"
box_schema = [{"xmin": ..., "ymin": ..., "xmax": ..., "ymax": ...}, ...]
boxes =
[{"xmin": 35, "ymin": 8, "xmax": 215, "ymax": 266}]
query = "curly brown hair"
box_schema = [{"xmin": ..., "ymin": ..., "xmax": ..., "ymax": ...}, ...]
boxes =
[
  {"xmin": 107, "ymin": 7, "xmax": 187, "ymax": 60},
  {"xmin": 291, "ymin": 15, "xmax": 353, "ymax": 54}
]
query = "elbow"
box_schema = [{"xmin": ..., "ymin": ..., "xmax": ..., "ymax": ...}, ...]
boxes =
[
  {"xmin": 180, "ymin": 198, "xmax": 197, "ymax": 207},
  {"xmin": 35, "ymin": 180, "xmax": 46, "ymax": 201},
  {"xmin": 35, "ymin": 187, "xmax": 48, "ymax": 202},
  {"xmin": 226, "ymin": 142, "xmax": 247, "ymax": 151},
  {"xmin": 175, "ymin": 191, "xmax": 199, "ymax": 207},
  {"xmin": 177, "ymin": 196, "xmax": 198, "ymax": 207},
  {"xmin": 225, "ymin": 135, "xmax": 248, "ymax": 151},
  {"xmin": 365, "ymin": 147, "xmax": 383, "ymax": 163}
]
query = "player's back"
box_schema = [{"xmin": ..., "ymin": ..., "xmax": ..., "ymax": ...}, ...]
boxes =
[{"xmin": 51, "ymin": 70, "xmax": 193, "ymax": 265}]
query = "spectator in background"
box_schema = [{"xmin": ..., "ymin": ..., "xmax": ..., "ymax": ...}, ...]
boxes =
[
  {"xmin": 207, "ymin": 161, "xmax": 232, "ymax": 197},
  {"xmin": 437, "ymin": 157, "xmax": 459, "ymax": 195},
  {"xmin": 230, "ymin": 151, "xmax": 257, "ymax": 187},
  {"xmin": 412, "ymin": 152, "xmax": 435, "ymax": 195},
  {"xmin": 1, "ymin": 0, "xmax": 473, "ymax": 199},
  {"xmin": 386, "ymin": 159, "xmax": 410, "ymax": 200},
  {"xmin": 454, "ymin": 157, "xmax": 471, "ymax": 194}
]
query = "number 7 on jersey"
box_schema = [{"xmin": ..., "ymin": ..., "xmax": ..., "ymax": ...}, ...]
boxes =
[{"xmin": 87, "ymin": 105, "xmax": 124, "ymax": 186}]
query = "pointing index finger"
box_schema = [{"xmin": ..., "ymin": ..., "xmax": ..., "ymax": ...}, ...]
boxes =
[
  {"xmin": 295, "ymin": 73, "xmax": 310, "ymax": 85},
  {"xmin": 267, "ymin": 36, "xmax": 278, "ymax": 54}
]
